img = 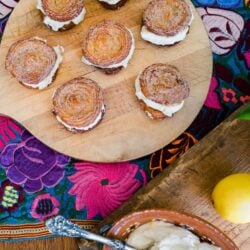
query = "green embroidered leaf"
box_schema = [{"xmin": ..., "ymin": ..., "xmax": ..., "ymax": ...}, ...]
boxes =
[
  {"xmin": 55, "ymin": 184, "xmax": 66, "ymax": 195},
  {"xmin": 20, "ymin": 207, "xmax": 28, "ymax": 215},
  {"xmin": 69, "ymin": 209, "xmax": 76, "ymax": 218},
  {"xmin": 0, "ymin": 168, "xmax": 6, "ymax": 180},
  {"xmin": 237, "ymin": 104, "xmax": 250, "ymax": 120},
  {"xmin": 0, "ymin": 211, "xmax": 9, "ymax": 221}
]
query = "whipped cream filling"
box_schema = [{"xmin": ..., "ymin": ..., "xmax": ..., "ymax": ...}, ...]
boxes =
[
  {"xmin": 22, "ymin": 39, "xmax": 64, "ymax": 90},
  {"xmin": 37, "ymin": 0, "xmax": 86, "ymax": 31},
  {"xmin": 141, "ymin": 10, "xmax": 194, "ymax": 45},
  {"xmin": 82, "ymin": 29, "xmax": 135, "ymax": 69},
  {"xmin": 56, "ymin": 104, "xmax": 105, "ymax": 132},
  {"xmin": 135, "ymin": 76, "xmax": 184, "ymax": 117},
  {"xmin": 127, "ymin": 221, "xmax": 221, "ymax": 250},
  {"xmin": 98, "ymin": 0, "xmax": 121, "ymax": 4}
]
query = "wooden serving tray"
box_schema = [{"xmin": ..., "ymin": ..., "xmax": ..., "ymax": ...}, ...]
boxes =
[{"xmin": 0, "ymin": 0, "xmax": 212, "ymax": 162}]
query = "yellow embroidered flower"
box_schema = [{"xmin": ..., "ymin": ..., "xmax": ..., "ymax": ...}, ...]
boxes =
[{"xmin": 0, "ymin": 180, "xmax": 24, "ymax": 213}]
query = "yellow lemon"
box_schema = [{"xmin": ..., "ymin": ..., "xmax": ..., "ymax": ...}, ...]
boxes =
[{"xmin": 212, "ymin": 173, "xmax": 250, "ymax": 224}]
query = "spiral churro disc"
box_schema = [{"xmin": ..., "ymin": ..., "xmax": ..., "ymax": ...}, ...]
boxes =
[
  {"xmin": 53, "ymin": 77, "xmax": 105, "ymax": 132},
  {"xmin": 143, "ymin": 0, "xmax": 192, "ymax": 36},
  {"xmin": 5, "ymin": 38, "xmax": 58, "ymax": 88},
  {"xmin": 40, "ymin": 0, "xmax": 84, "ymax": 22},
  {"xmin": 82, "ymin": 20, "xmax": 133, "ymax": 71},
  {"xmin": 136, "ymin": 64, "xmax": 189, "ymax": 119},
  {"xmin": 139, "ymin": 64, "xmax": 189, "ymax": 105}
]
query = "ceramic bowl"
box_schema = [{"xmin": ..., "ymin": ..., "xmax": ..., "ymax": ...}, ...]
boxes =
[{"xmin": 103, "ymin": 209, "xmax": 238, "ymax": 250}]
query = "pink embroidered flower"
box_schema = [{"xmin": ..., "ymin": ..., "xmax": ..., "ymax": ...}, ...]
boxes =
[
  {"xmin": 240, "ymin": 95, "xmax": 250, "ymax": 104},
  {"xmin": 197, "ymin": 7, "xmax": 244, "ymax": 55},
  {"xmin": 0, "ymin": 117, "xmax": 22, "ymax": 150},
  {"xmin": 222, "ymin": 88, "xmax": 238, "ymax": 104},
  {"xmin": 204, "ymin": 77, "xmax": 222, "ymax": 109},
  {"xmin": 30, "ymin": 193, "xmax": 59, "ymax": 221},
  {"xmin": 68, "ymin": 162, "xmax": 143, "ymax": 219},
  {"xmin": 243, "ymin": 52, "xmax": 250, "ymax": 69}
]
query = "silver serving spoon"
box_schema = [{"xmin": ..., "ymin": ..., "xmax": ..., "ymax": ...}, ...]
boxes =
[{"xmin": 46, "ymin": 216, "xmax": 136, "ymax": 250}]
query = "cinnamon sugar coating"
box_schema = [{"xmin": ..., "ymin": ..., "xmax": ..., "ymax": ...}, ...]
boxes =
[
  {"xmin": 53, "ymin": 77, "xmax": 105, "ymax": 131},
  {"xmin": 82, "ymin": 20, "xmax": 132, "ymax": 67},
  {"xmin": 143, "ymin": 0, "xmax": 192, "ymax": 36},
  {"xmin": 5, "ymin": 38, "xmax": 57, "ymax": 86},
  {"xmin": 41, "ymin": 0, "xmax": 84, "ymax": 22}
]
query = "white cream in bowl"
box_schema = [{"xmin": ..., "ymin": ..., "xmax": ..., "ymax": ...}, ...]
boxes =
[{"xmin": 126, "ymin": 221, "xmax": 221, "ymax": 250}]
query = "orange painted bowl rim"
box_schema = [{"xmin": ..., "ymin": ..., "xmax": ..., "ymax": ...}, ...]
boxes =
[{"xmin": 103, "ymin": 209, "xmax": 238, "ymax": 250}]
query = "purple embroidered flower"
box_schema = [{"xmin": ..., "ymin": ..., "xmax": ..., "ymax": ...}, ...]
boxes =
[
  {"xmin": 0, "ymin": 180, "xmax": 24, "ymax": 213},
  {"xmin": 0, "ymin": 19, "xmax": 7, "ymax": 34},
  {"xmin": 0, "ymin": 0, "xmax": 19, "ymax": 33},
  {"xmin": 0, "ymin": 130, "xmax": 70, "ymax": 193},
  {"xmin": 30, "ymin": 193, "xmax": 59, "ymax": 221},
  {"xmin": 197, "ymin": 8, "xmax": 244, "ymax": 55}
]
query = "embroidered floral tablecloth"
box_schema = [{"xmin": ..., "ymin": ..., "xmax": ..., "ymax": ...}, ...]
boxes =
[{"xmin": 0, "ymin": 0, "xmax": 249, "ymax": 242}]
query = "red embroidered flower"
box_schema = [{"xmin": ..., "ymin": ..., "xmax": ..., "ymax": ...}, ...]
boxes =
[
  {"xmin": 30, "ymin": 193, "xmax": 60, "ymax": 221},
  {"xmin": 240, "ymin": 95, "xmax": 250, "ymax": 104},
  {"xmin": 0, "ymin": 180, "xmax": 24, "ymax": 213},
  {"xmin": 222, "ymin": 88, "xmax": 238, "ymax": 104}
]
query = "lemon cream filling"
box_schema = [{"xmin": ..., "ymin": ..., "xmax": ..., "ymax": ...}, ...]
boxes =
[
  {"xmin": 127, "ymin": 221, "xmax": 221, "ymax": 250},
  {"xmin": 56, "ymin": 104, "xmax": 105, "ymax": 132},
  {"xmin": 37, "ymin": 0, "xmax": 86, "ymax": 31},
  {"xmin": 141, "ymin": 11, "xmax": 194, "ymax": 45},
  {"xmin": 82, "ymin": 29, "xmax": 135, "ymax": 69},
  {"xmin": 135, "ymin": 76, "xmax": 184, "ymax": 117},
  {"xmin": 22, "ymin": 39, "xmax": 64, "ymax": 90}
]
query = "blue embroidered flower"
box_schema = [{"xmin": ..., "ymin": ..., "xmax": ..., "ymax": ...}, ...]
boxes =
[{"xmin": 195, "ymin": 0, "xmax": 241, "ymax": 8}]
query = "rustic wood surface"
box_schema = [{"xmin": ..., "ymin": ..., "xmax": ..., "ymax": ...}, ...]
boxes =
[
  {"xmin": 78, "ymin": 104, "xmax": 249, "ymax": 250},
  {"xmin": 0, "ymin": 108, "xmax": 249, "ymax": 250},
  {"xmin": 0, "ymin": 0, "xmax": 212, "ymax": 162}
]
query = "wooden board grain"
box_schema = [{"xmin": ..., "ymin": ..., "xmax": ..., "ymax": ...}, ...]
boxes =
[
  {"xmin": 0, "ymin": 0, "xmax": 212, "ymax": 162},
  {"xmin": 77, "ymin": 104, "xmax": 250, "ymax": 250}
]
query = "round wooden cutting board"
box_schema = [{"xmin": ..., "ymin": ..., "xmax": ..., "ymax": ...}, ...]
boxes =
[{"xmin": 0, "ymin": 0, "xmax": 212, "ymax": 162}]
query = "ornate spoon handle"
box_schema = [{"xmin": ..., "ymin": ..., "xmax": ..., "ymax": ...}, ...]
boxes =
[{"xmin": 46, "ymin": 216, "xmax": 136, "ymax": 250}]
